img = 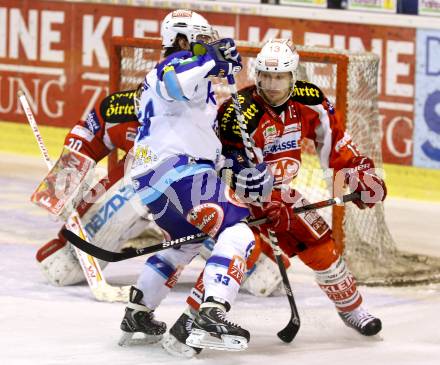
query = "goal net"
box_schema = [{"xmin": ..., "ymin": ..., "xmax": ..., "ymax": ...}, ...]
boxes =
[{"xmin": 109, "ymin": 36, "xmax": 440, "ymax": 286}]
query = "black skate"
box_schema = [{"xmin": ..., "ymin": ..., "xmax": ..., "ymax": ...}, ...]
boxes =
[
  {"xmin": 186, "ymin": 298, "xmax": 250, "ymax": 351},
  {"xmin": 162, "ymin": 309, "xmax": 203, "ymax": 358},
  {"xmin": 338, "ymin": 306, "xmax": 382, "ymax": 336},
  {"xmin": 119, "ymin": 286, "xmax": 166, "ymax": 346}
]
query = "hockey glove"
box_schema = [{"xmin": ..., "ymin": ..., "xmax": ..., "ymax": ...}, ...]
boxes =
[
  {"xmin": 261, "ymin": 200, "xmax": 293, "ymax": 233},
  {"xmin": 191, "ymin": 38, "xmax": 242, "ymax": 78},
  {"xmin": 223, "ymin": 150, "xmax": 274, "ymax": 203},
  {"xmin": 345, "ymin": 156, "xmax": 387, "ymax": 209}
]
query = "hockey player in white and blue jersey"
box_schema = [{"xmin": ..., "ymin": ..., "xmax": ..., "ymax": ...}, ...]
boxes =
[{"xmin": 119, "ymin": 10, "xmax": 273, "ymax": 352}]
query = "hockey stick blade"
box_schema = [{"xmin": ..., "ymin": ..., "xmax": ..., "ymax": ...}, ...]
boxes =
[{"xmin": 277, "ymin": 317, "xmax": 300, "ymax": 343}]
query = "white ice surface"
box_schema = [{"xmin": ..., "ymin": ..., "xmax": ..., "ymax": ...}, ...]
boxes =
[{"xmin": 1, "ymin": 152, "xmax": 440, "ymax": 365}]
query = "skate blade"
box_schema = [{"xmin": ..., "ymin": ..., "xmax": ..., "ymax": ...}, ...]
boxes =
[
  {"xmin": 162, "ymin": 334, "xmax": 198, "ymax": 358},
  {"xmin": 118, "ymin": 331, "xmax": 163, "ymax": 346},
  {"xmin": 186, "ymin": 329, "xmax": 248, "ymax": 351}
]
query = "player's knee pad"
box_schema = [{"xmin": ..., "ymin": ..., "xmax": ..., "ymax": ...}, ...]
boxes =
[
  {"xmin": 211, "ymin": 222, "xmax": 255, "ymax": 261},
  {"xmin": 36, "ymin": 238, "xmax": 93, "ymax": 286},
  {"xmin": 297, "ymin": 237, "xmax": 339, "ymax": 271},
  {"xmin": 313, "ymin": 255, "xmax": 362, "ymax": 312}
]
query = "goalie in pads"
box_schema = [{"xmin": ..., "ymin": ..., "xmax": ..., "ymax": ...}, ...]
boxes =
[{"xmin": 33, "ymin": 90, "xmax": 163, "ymax": 287}]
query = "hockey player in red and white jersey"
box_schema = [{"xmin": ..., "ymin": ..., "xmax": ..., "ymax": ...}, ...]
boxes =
[
  {"xmin": 163, "ymin": 39, "xmax": 386, "ymax": 357},
  {"xmin": 34, "ymin": 90, "xmax": 163, "ymax": 286}
]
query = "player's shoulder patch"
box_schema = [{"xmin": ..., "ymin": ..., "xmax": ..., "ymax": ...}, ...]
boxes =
[
  {"xmin": 219, "ymin": 85, "xmax": 264, "ymax": 143},
  {"xmin": 292, "ymin": 80, "xmax": 324, "ymax": 105},
  {"xmin": 100, "ymin": 89, "xmax": 137, "ymax": 124}
]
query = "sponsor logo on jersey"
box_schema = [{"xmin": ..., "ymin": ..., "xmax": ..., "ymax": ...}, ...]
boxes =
[
  {"xmin": 293, "ymin": 85, "xmax": 320, "ymax": 98},
  {"xmin": 227, "ymin": 255, "xmax": 246, "ymax": 284},
  {"xmin": 221, "ymin": 98, "xmax": 259, "ymax": 138},
  {"xmin": 187, "ymin": 203, "xmax": 224, "ymax": 236},
  {"xmin": 165, "ymin": 267, "xmax": 183, "ymax": 288},
  {"xmin": 105, "ymin": 102, "xmax": 135, "ymax": 118},
  {"xmin": 297, "ymin": 198, "xmax": 330, "ymax": 238},
  {"xmin": 263, "ymin": 132, "xmax": 301, "ymax": 156},
  {"xmin": 103, "ymin": 91, "xmax": 136, "ymax": 122},
  {"xmin": 85, "ymin": 110, "xmax": 100, "ymax": 134},
  {"xmin": 134, "ymin": 145, "xmax": 158, "ymax": 166},
  {"xmin": 284, "ymin": 122, "xmax": 301, "ymax": 133},
  {"xmin": 71, "ymin": 125, "xmax": 95, "ymax": 142},
  {"xmin": 84, "ymin": 185, "xmax": 135, "ymax": 238},
  {"xmin": 267, "ymin": 157, "xmax": 301, "ymax": 184},
  {"xmin": 263, "ymin": 125, "xmax": 277, "ymax": 144},
  {"xmin": 126, "ymin": 127, "xmax": 137, "ymax": 142}
]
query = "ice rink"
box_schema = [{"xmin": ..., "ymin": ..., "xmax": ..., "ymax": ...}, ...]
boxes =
[{"xmin": 1, "ymin": 152, "xmax": 440, "ymax": 365}]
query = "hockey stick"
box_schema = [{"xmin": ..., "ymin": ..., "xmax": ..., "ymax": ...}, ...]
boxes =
[
  {"xmin": 226, "ymin": 74, "xmax": 300, "ymax": 342},
  {"xmin": 18, "ymin": 90, "xmax": 130, "ymax": 303},
  {"xmin": 61, "ymin": 192, "xmax": 359, "ymax": 262}
]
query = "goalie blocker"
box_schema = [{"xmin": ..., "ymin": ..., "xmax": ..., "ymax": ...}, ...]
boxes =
[{"xmin": 36, "ymin": 159, "xmax": 163, "ymax": 286}]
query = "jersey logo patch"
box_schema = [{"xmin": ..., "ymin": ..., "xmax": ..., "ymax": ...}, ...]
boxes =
[
  {"xmin": 267, "ymin": 157, "xmax": 301, "ymax": 184},
  {"xmin": 85, "ymin": 110, "xmax": 100, "ymax": 134},
  {"xmin": 263, "ymin": 132, "xmax": 301, "ymax": 156},
  {"xmin": 187, "ymin": 203, "xmax": 224, "ymax": 236},
  {"xmin": 227, "ymin": 255, "xmax": 246, "ymax": 285}
]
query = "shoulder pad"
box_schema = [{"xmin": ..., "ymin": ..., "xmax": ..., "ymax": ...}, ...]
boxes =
[
  {"xmin": 218, "ymin": 86, "xmax": 264, "ymax": 145},
  {"xmin": 292, "ymin": 80, "xmax": 324, "ymax": 105},
  {"xmin": 100, "ymin": 89, "xmax": 137, "ymax": 124}
]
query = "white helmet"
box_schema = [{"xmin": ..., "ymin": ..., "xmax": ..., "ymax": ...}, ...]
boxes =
[
  {"xmin": 255, "ymin": 39, "xmax": 299, "ymax": 106},
  {"xmin": 161, "ymin": 9, "xmax": 216, "ymax": 48}
]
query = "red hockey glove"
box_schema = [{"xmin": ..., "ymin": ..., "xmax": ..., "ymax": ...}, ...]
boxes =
[
  {"xmin": 345, "ymin": 156, "xmax": 387, "ymax": 209},
  {"xmin": 261, "ymin": 200, "xmax": 293, "ymax": 232}
]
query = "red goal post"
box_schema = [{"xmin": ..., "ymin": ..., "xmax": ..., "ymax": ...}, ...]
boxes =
[{"xmin": 108, "ymin": 36, "xmax": 440, "ymax": 286}]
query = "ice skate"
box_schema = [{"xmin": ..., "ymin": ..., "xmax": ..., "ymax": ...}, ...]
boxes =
[
  {"xmin": 162, "ymin": 309, "xmax": 203, "ymax": 358},
  {"xmin": 186, "ymin": 299, "xmax": 250, "ymax": 351},
  {"xmin": 338, "ymin": 306, "xmax": 382, "ymax": 336},
  {"xmin": 119, "ymin": 286, "xmax": 166, "ymax": 346}
]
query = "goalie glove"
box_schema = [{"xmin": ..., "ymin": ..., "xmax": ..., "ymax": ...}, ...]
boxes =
[
  {"xmin": 191, "ymin": 38, "xmax": 242, "ymax": 78},
  {"xmin": 344, "ymin": 156, "xmax": 387, "ymax": 209}
]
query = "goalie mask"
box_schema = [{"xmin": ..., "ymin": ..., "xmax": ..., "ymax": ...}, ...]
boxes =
[
  {"xmin": 255, "ymin": 39, "xmax": 299, "ymax": 107},
  {"xmin": 161, "ymin": 9, "xmax": 217, "ymax": 48}
]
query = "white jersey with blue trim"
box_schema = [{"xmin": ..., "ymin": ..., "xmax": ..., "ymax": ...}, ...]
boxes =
[{"xmin": 132, "ymin": 50, "xmax": 221, "ymax": 176}]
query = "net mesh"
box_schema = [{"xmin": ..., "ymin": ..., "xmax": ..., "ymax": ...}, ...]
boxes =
[{"xmin": 111, "ymin": 37, "xmax": 440, "ymax": 286}]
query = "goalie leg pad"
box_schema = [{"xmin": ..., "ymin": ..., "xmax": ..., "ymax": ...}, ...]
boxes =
[{"xmin": 36, "ymin": 238, "xmax": 91, "ymax": 286}]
